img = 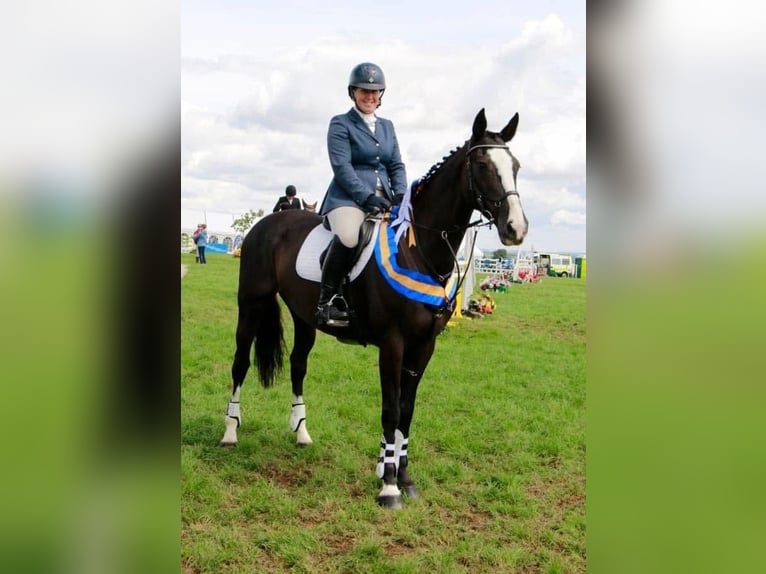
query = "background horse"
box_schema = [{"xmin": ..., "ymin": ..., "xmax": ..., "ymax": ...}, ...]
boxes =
[{"xmin": 220, "ymin": 109, "xmax": 527, "ymax": 509}]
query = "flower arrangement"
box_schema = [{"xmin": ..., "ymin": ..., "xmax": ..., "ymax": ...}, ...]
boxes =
[
  {"xmin": 514, "ymin": 269, "xmax": 541, "ymax": 283},
  {"xmin": 468, "ymin": 294, "xmax": 496, "ymax": 315},
  {"xmin": 480, "ymin": 276, "xmax": 510, "ymax": 292}
]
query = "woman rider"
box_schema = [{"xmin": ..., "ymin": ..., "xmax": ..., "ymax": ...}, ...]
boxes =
[{"xmin": 316, "ymin": 62, "xmax": 408, "ymax": 327}]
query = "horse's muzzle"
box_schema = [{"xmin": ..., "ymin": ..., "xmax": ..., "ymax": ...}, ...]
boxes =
[{"xmin": 498, "ymin": 216, "xmax": 528, "ymax": 246}]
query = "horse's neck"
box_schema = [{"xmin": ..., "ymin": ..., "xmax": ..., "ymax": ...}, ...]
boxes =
[{"xmin": 410, "ymin": 151, "xmax": 474, "ymax": 276}]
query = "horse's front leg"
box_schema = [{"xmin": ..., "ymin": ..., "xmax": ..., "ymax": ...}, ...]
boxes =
[
  {"xmin": 375, "ymin": 338, "xmax": 404, "ymax": 509},
  {"xmin": 395, "ymin": 339, "xmax": 436, "ymax": 499}
]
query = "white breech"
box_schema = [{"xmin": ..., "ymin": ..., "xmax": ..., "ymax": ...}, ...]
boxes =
[{"xmin": 326, "ymin": 206, "xmax": 366, "ymax": 248}]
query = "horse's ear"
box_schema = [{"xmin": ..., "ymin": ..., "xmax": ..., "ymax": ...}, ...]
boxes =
[
  {"xmin": 472, "ymin": 108, "xmax": 487, "ymax": 141},
  {"xmin": 500, "ymin": 113, "xmax": 519, "ymax": 142}
]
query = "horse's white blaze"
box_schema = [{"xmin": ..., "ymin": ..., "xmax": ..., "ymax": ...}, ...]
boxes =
[
  {"xmin": 507, "ymin": 195, "xmax": 527, "ymax": 238},
  {"xmin": 488, "ymin": 148, "xmax": 527, "ymax": 239},
  {"xmin": 290, "ymin": 394, "xmax": 313, "ymax": 445}
]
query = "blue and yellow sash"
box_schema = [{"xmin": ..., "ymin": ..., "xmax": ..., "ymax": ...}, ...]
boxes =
[{"xmin": 375, "ymin": 218, "xmax": 457, "ymax": 307}]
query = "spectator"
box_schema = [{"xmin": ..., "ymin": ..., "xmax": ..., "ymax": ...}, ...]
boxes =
[
  {"xmin": 192, "ymin": 224, "xmax": 202, "ymax": 263},
  {"xmin": 196, "ymin": 224, "xmax": 208, "ymax": 264}
]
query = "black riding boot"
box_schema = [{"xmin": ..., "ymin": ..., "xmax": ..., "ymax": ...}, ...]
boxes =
[{"xmin": 316, "ymin": 237, "xmax": 356, "ymax": 327}]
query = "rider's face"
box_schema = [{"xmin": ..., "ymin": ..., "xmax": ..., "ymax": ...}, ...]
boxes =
[{"xmin": 352, "ymin": 88, "xmax": 381, "ymax": 114}]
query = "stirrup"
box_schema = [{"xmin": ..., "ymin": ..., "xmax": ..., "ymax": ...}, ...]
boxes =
[{"xmin": 317, "ymin": 295, "xmax": 350, "ymax": 327}]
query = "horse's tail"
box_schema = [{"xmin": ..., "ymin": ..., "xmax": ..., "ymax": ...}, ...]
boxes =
[{"xmin": 252, "ymin": 295, "xmax": 285, "ymax": 388}]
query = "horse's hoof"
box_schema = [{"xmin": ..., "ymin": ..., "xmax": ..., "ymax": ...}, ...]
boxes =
[
  {"xmin": 399, "ymin": 484, "xmax": 420, "ymax": 499},
  {"xmin": 219, "ymin": 441, "xmax": 237, "ymax": 447},
  {"xmin": 296, "ymin": 442, "xmax": 311, "ymax": 448},
  {"xmin": 376, "ymin": 494, "xmax": 403, "ymax": 510}
]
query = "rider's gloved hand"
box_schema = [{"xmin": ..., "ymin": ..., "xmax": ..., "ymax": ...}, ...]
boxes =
[
  {"xmin": 362, "ymin": 194, "xmax": 391, "ymax": 214},
  {"xmin": 392, "ymin": 193, "xmax": 405, "ymax": 205}
]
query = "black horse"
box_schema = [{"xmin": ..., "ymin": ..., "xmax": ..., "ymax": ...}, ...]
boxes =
[{"xmin": 220, "ymin": 109, "xmax": 527, "ymax": 509}]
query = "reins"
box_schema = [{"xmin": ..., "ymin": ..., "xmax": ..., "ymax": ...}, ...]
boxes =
[
  {"xmin": 380, "ymin": 140, "xmax": 518, "ymax": 313},
  {"xmin": 408, "ymin": 142, "xmax": 514, "ymax": 234},
  {"xmin": 405, "ymin": 142, "xmax": 515, "ymax": 285},
  {"xmin": 439, "ymin": 225, "xmax": 481, "ymax": 313},
  {"xmin": 410, "ymin": 141, "xmax": 517, "ymax": 236},
  {"xmin": 406, "ymin": 219, "xmax": 484, "ymax": 286}
]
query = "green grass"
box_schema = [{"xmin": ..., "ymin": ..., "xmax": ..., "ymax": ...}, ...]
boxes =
[{"xmin": 182, "ymin": 253, "xmax": 585, "ymax": 573}]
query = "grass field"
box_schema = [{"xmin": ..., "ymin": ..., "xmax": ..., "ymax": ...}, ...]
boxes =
[{"xmin": 181, "ymin": 253, "xmax": 585, "ymax": 573}]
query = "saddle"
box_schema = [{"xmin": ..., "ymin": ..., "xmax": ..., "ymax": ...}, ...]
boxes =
[
  {"xmin": 294, "ymin": 218, "xmax": 379, "ymax": 343},
  {"xmin": 295, "ymin": 218, "xmax": 380, "ymax": 284}
]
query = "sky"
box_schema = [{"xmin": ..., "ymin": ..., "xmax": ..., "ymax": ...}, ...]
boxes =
[{"xmin": 181, "ymin": 0, "xmax": 586, "ymax": 254}]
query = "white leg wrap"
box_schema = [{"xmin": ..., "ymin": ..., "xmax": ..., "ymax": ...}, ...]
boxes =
[
  {"xmin": 226, "ymin": 401, "xmax": 241, "ymax": 426},
  {"xmin": 378, "ymin": 483, "xmax": 402, "ymax": 498},
  {"xmin": 376, "ymin": 436, "xmax": 397, "ymax": 479},
  {"xmin": 220, "ymin": 401, "xmax": 240, "ymax": 445},
  {"xmin": 294, "ymin": 420, "xmax": 313, "ymax": 445},
  {"xmin": 290, "ymin": 396, "xmax": 312, "ymax": 445},
  {"xmin": 395, "ymin": 430, "xmax": 408, "ymax": 468},
  {"xmin": 289, "ymin": 402, "xmax": 305, "ymax": 432}
]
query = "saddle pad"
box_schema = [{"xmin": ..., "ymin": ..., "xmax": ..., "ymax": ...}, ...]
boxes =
[
  {"xmin": 375, "ymin": 219, "xmax": 458, "ymax": 307},
  {"xmin": 295, "ymin": 222, "xmax": 380, "ymax": 283}
]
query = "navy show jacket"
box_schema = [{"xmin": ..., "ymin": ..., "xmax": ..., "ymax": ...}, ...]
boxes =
[{"xmin": 319, "ymin": 108, "xmax": 407, "ymax": 215}]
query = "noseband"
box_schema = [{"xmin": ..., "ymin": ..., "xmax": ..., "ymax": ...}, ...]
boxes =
[{"xmin": 466, "ymin": 143, "xmax": 519, "ymax": 223}]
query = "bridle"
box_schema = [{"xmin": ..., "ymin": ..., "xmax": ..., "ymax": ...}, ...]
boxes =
[
  {"xmin": 421, "ymin": 142, "xmax": 518, "ymax": 303},
  {"xmin": 466, "ymin": 143, "xmax": 519, "ymax": 224},
  {"xmin": 387, "ymin": 141, "xmax": 521, "ymax": 309}
]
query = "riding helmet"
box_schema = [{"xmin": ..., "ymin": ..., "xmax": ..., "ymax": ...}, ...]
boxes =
[{"xmin": 347, "ymin": 62, "xmax": 386, "ymax": 100}]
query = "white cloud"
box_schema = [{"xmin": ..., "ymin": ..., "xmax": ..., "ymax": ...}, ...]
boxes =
[
  {"xmin": 550, "ymin": 209, "xmax": 586, "ymax": 226},
  {"xmin": 527, "ymin": 185, "xmax": 586, "ymax": 210}
]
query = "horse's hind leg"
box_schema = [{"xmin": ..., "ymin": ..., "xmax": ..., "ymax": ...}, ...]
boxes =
[
  {"xmin": 220, "ymin": 303, "xmax": 257, "ymax": 446},
  {"xmin": 288, "ymin": 309, "xmax": 316, "ymax": 446}
]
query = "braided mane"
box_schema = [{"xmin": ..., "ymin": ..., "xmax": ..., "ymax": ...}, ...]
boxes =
[{"xmin": 412, "ymin": 144, "xmax": 465, "ymax": 198}]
